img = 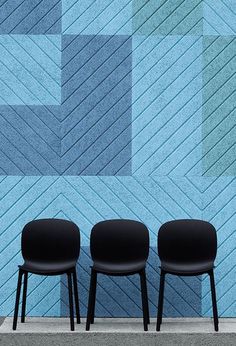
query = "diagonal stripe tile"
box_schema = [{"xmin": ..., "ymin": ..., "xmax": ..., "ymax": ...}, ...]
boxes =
[
  {"xmin": 0, "ymin": 106, "xmax": 61, "ymax": 175},
  {"xmin": 0, "ymin": 35, "xmax": 61, "ymax": 105},
  {"xmin": 132, "ymin": 0, "xmax": 203, "ymax": 35},
  {"xmin": 202, "ymin": 177, "xmax": 236, "ymax": 317},
  {"xmin": 0, "ymin": 176, "xmax": 62, "ymax": 316},
  {"xmin": 202, "ymin": 36, "xmax": 236, "ymax": 176},
  {"xmin": 132, "ymin": 36, "xmax": 202, "ymax": 176},
  {"xmin": 204, "ymin": 0, "xmax": 236, "ymax": 35},
  {"xmin": 61, "ymin": 35, "xmax": 132, "ymax": 175},
  {"xmin": 0, "ymin": 0, "xmax": 61, "ymax": 34},
  {"xmin": 62, "ymin": 0, "xmax": 132, "ymax": 35}
]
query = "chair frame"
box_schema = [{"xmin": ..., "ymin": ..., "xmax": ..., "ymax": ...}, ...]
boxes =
[
  {"xmin": 86, "ymin": 267, "xmax": 150, "ymax": 331},
  {"xmin": 156, "ymin": 268, "xmax": 219, "ymax": 332},
  {"xmin": 13, "ymin": 267, "xmax": 80, "ymax": 331}
]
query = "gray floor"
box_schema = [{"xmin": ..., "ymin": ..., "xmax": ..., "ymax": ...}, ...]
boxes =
[{"xmin": 0, "ymin": 317, "xmax": 235, "ymax": 346}]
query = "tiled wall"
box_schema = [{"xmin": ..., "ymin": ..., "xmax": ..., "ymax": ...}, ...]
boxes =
[{"xmin": 0, "ymin": 0, "xmax": 235, "ymax": 318}]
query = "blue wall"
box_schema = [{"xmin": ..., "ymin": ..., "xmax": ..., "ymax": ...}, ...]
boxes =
[{"xmin": 0, "ymin": 0, "xmax": 235, "ymax": 317}]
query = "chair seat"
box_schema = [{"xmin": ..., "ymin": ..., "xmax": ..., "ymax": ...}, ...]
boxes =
[
  {"xmin": 20, "ymin": 260, "xmax": 76, "ymax": 275},
  {"xmin": 161, "ymin": 260, "xmax": 214, "ymax": 275},
  {"xmin": 93, "ymin": 260, "xmax": 146, "ymax": 275}
]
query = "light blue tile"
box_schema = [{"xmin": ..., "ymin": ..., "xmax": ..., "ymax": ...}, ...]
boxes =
[
  {"xmin": 62, "ymin": 0, "xmax": 132, "ymax": 35},
  {"xmin": 0, "ymin": 35, "xmax": 61, "ymax": 105},
  {"xmin": 132, "ymin": 36, "xmax": 202, "ymax": 175},
  {"xmin": 0, "ymin": 176, "xmax": 61, "ymax": 316},
  {"xmin": 204, "ymin": 0, "xmax": 236, "ymax": 35},
  {"xmin": 202, "ymin": 177, "xmax": 236, "ymax": 317}
]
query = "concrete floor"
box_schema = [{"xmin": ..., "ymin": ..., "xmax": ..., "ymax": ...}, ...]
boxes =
[{"xmin": 0, "ymin": 317, "xmax": 235, "ymax": 346}]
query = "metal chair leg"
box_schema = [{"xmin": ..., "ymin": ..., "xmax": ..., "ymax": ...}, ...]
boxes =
[
  {"xmin": 156, "ymin": 270, "xmax": 165, "ymax": 331},
  {"xmin": 67, "ymin": 272, "xmax": 75, "ymax": 331},
  {"xmin": 140, "ymin": 270, "xmax": 149, "ymax": 331},
  {"xmin": 72, "ymin": 269, "xmax": 80, "ymax": 324},
  {"xmin": 209, "ymin": 270, "xmax": 219, "ymax": 332},
  {"xmin": 13, "ymin": 270, "xmax": 23, "ymax": 330},
  {"xmin": 21, "ymin": 272, "xmax": 28, "ymax": 323},
  {"xmin": 86, "ymin": 269, "xmax": 97, "ymax": 331}
]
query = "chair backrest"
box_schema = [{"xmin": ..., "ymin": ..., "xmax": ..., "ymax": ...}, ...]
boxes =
[
  {"xmin": 22, "ymin": 219, "xmax": 80, "ymax": 264},
  {"xmin": 90, "ymin": 219, "xmax": 149, "ymax": 264},
  {"xmin": 158, "ymin": 219, "xmax": 217, "ymax": 264}
]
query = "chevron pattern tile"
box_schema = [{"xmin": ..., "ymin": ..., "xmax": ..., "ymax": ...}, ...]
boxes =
[
  {"xmin": 61, "ymin": 35, "xmax": 132, "ymax": 175},
  {"xmin": 0, "ymin": 0, "xmax": 235, "ymax": 319},
  {"xmin": 202, "ymin": 177, "xmax": 236, "ymax": 317},
  {"xmin": 202, "ymin": 36, "xmax": 236, "ymax": 176},
  {"xmin": 204, "ymin": 0, "xmax": 236, "ymax": 35},
  {"xmin": 0, "ymin": 106, "xmax": 61, "ymax": 175},
  {"xmin": 0, "ymin": 0, "xmax": 61, "ymax": 34},
  {"xmin": 132, "ymin": 0, "xmax": 203, "ymax": 35},
  {"xmin": 132, "ymin": 36, "xmax": 202, "ymax": 175},
  {"xmin": 62, "ymin": 0, "xmax": 132, "ymax": 35},
  {"xmin": 0, "ymin": 35, "xmax": 61, "ymax": 105}
]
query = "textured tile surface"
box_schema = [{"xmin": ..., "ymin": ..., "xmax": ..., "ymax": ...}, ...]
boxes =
[
  {"xmin": 202, "ymin": 177, "xmax": 236, "ymax": 317},
  {"xmin": 0, "ymin": 0, "xmax": 235, "ymax": 319},
  {"xmin": 0, "ymin": 106, "xmax": 61, "ymax": 175},
  {"xmin": 0, "ymin": 176, "xmax": 61, "ymax": 316},
  {"xmin": 204, "ymin": 0, "xmax": 236, "ymax": 35},
  {"xmin": 0, "ymin": 0, "xmax": 61, "ymax": 34},
  {"xmin": 0, "ymin": 35, "xmax": 61, "ymax": 105},
  {"xmin": 202, "ymin": 36, "xmax": 236, "ymax": 176},
  {"xmin": 61, "ymin": 35, "xmax": 132, "ymax": 175},
  {"xmin": 132, "ymin": 36, "xmax": 202, "ymax": 175},
  {"xmin": 62, "ymin": 0, "xmax": 132, "ymax": 35},
  {"xmin": 133, "ymin": 0, "xmax": 203, "ymax": 35}
]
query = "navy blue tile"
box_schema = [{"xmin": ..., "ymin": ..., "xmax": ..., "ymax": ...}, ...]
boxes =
[{"xmin": 0, "ymin": 0, "xmax": 61, "ymax": 34}]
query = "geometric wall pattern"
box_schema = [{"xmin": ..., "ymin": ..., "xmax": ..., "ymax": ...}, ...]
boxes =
[{"xmin": 0, "ymin": 1, "xmax": 235, "ymax": 318}]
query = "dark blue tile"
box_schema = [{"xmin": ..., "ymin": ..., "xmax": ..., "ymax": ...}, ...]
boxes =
[
  {"xmin": 0, "ymin": 105, "xmax": 61, "ymax": 175},
  {"xmin": 0, "ymin": 0, "xmax": 61, "ymax": 34},
  {"xmin": 61, "ymin": 35, "xmax": 132, "ymax": 176}
]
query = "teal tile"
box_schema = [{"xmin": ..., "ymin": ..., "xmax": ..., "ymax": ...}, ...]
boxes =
[
  {"xmin": 132, "ymin": 0, "xmax": 203, "ymax": 35},
  {"xmin": 202, "ymin": 36, "xmax": 236, "ymax": 176}
]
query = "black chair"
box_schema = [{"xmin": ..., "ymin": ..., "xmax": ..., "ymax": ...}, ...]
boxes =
[
  {"xmin": 86, "ymin": 219, "xmax": 150, "ymax": 331},
  {"xmin": 156, "ymin": 219, "xmax": 218, "ymax": 332},
  {"xmin": 13, "ymin": 218, "xmax": 80, "ymax": 331}
]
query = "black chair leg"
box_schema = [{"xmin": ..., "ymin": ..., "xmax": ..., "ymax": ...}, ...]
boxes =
[
  {"xmin": 156, "ymin": 270, "xmax": 165, "ymax": 331},
  {"xmin": 90, "ymin": 271, "xmax": 97, "ymax": 325},
  {"xmin": 140, "ymin": 270, "xmax": 149, "ymax": 331},
  {"xmin": 21, "ymin": 272, "xmax": 28, "ymax": 323},
  {"xmin": 209, "ymin": 270, "xmax": 219, "ymax": 331},
  {"xmin": 67, "ymin": 272, "xmax": 75, "ymax": 331},
  {"xmin": 86, "ymin": 269, "xmax": 97, "ymax": 331},
  {"xmin": 13, "ymin": 269, "xmax": 23, "ymax": 330},
  {"xmin": 72, "ymin": 269, "xmax": 80, "ymax": 324}
]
